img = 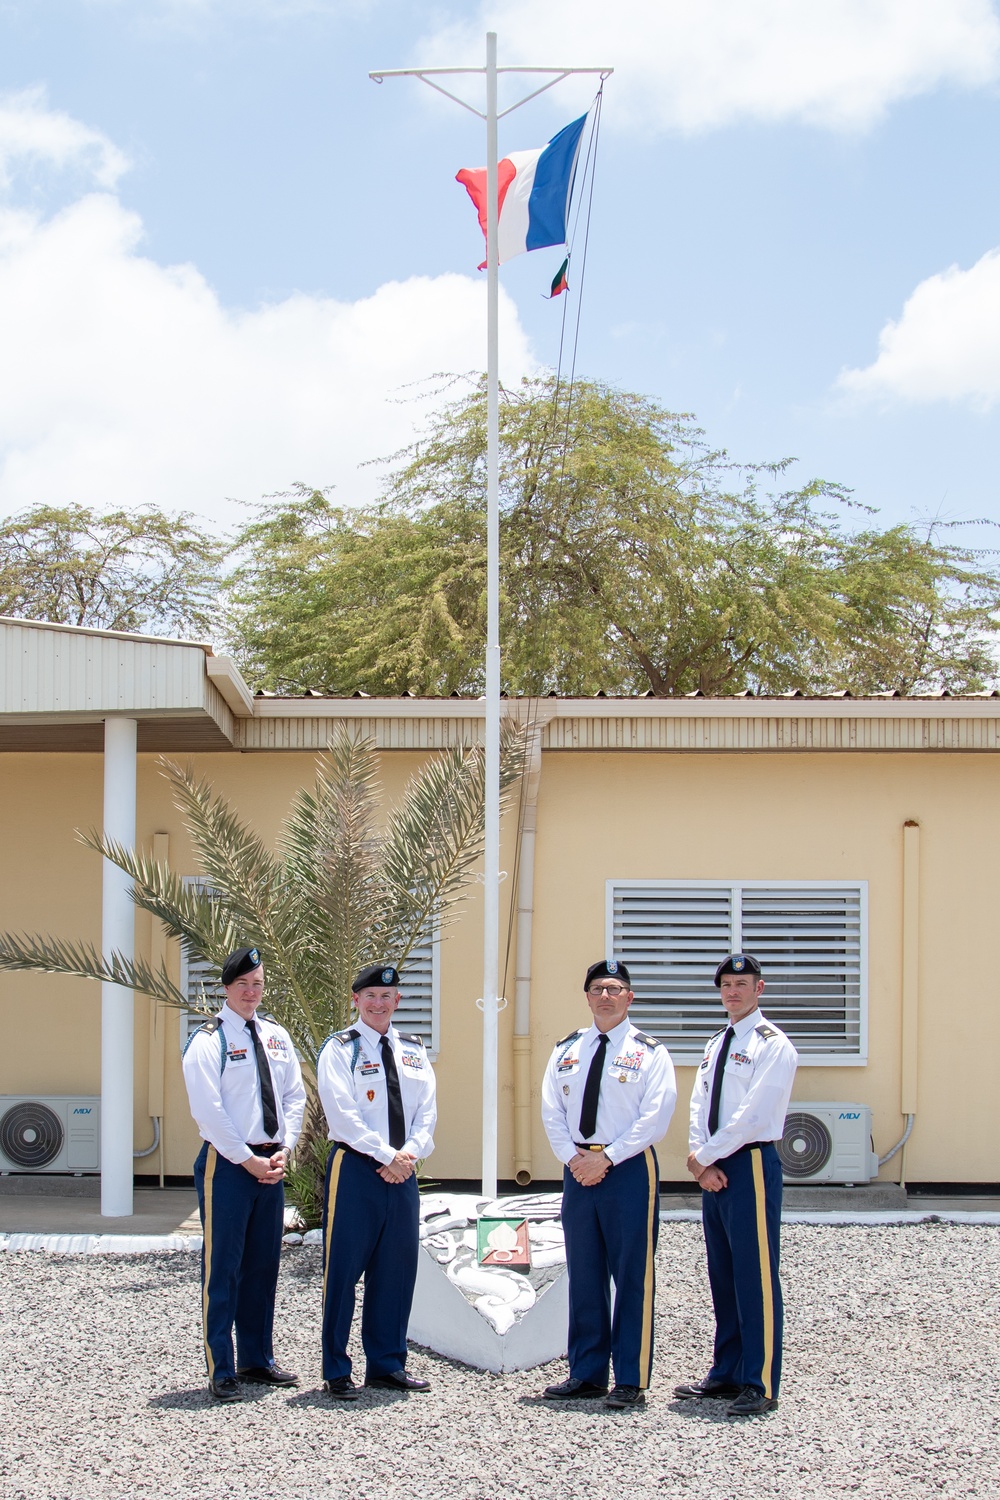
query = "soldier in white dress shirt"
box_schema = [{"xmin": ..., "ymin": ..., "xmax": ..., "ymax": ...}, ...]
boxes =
[
  {"xmin": 182, "ymin": 946, "xmax": 306, "ymax": 1403},
  {"xmin": 676, "ymin": 953, "xmax": 798, "ymax": 1415},
  {"xmin": 316, "ymin": 963, "xmax": 437, "ymax": 1400},
  {"xmin": 540, "ymin": 959, "xmax": 677, "ymax": 1409}
]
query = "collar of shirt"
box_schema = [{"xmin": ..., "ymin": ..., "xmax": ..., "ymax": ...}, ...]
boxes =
[
  {"xmin": 354, "ymin": 1018, "xmax": 396, "ymax": 1053},
  {"xmin": 730, "ymin": 1007, "xmax": 763, "ymax": 1044},
  {"xmin": 581, "ymin": 1016, "xmax": 634, "ymax": 1055},
  {"xmin": 220, "ymin": 1001, "xmax": 260, "ymax": 1034}
]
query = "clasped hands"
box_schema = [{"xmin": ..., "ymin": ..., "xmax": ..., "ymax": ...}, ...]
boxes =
[
  {"xmin": 687, "ymin": 1151, "xmax": 728, "ymax": 1193},
  {"xmin": 242, "ymin": 1149, "xmax": 289, "ymax": 1185},
  {"xmin": 378, "ymin": 1150, "xmax": 417, "ymax": 1184},
  {"xmin": 569, "ymin": 1150, "xmax": 611, "ymax": 1187}
]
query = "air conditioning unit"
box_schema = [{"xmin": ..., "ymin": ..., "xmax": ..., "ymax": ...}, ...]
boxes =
[
  {"xmin": 0, "ymin": 1096, "xmax": 100, "ymax": 1173},
  {"xmin": 778, "ymin": 1103, "xmax": 879, "ymax": 1185}
]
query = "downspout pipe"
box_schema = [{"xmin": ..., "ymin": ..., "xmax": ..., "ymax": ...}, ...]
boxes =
[
  {"xmin": 512, "ymin": 721, "xmax": 546, "ymax": 1186},
  {"xmin": 891, "ymin": 819, "xmax": 920, "ymax": 1188}
]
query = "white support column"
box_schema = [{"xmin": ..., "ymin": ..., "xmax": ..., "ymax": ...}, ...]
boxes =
[{"xmin": 101, "ymin": 716, "xmax": 137, "ymax": 1217}]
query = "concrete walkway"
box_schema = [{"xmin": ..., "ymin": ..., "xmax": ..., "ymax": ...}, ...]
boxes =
[
  {"xmin": 1, "ymin": 1181, "xmax": 998, "ymax": 1245},
  {"xmin": 0, "ymin": 1186, "xmax": 200, "ymax": 1237}
]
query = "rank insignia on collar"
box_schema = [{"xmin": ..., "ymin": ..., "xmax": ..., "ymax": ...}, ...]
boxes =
[{"xmin": 367, "ymin": 1089, "xmax": 375, "ymax": 1102}]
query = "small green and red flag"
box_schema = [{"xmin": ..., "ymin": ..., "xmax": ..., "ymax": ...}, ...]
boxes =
[{"xmin": 546, "ymin": 256, "xmax": 569, "ymax": 299}]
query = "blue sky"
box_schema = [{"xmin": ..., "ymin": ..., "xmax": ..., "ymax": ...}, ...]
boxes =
[{"xmin": 1, "ymin": 0, "xmax": 1000, "ymax": 543}]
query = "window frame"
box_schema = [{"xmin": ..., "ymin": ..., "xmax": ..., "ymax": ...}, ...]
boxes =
[{"xmin": 605, "ymin": 878, "xmax": 869, "ymax": 1067}]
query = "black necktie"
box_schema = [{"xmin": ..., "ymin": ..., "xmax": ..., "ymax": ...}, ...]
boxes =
[
  {"xmin": 247, "ymin": 1020, "xmax": 280, "ymax": 1141},
  {"xmin": 578, "ymin": 1033, "xmax": 609, "ymax": 1141},
  {"xmin": 380, "ymin": 1035, "xmax": 406, "ymax": 1150},
  {"xmin": 707, "ymin": 1026, "xmax": 735, "ymax": 1136}
]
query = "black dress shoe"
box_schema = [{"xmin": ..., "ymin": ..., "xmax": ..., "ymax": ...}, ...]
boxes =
[
  {"xmin": 542, "ymin": 1377, "xmax": 609, "ymax": 1400},
  {"xmin": 673, "ymin": 1377, "xmax": 744, "ymax": 1399},
  {"xmin": 728, "ymin": 1386, "xmax": 778, "ymax": 1415},
  {"xmin": 605, "ymin": 1385, "xmax": 646, "ymax": 1409},
  {"xmin": 209, "ymin": 1377, "xmax": 242, "ymax": 1403},
  {"xmin": 323, "ymin": 1375, "xmax": 359, "ymax": 1401},
  {"xmin": 364, "ymin": 1369, "xmax": 431, "ymax": 1392},
  {"xmin": 237, "ymin": 1362, "xmax": 299, "ymax": 1386}
]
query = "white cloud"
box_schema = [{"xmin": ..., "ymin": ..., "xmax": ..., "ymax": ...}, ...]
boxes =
[
  {"xmin": 0, "ymin": 191, "xmax": 536, "ymax": 525},
  {"xmin": 0, "ymin": 87, "xmax": 128, "ymax": 191},
  {"xmin": 419, "ymin": 0, "xmax": 1000, "ymax": 134},
  {"xmin": 838, "ymin": 250, "xmax": 1000, "ymax": 408}
]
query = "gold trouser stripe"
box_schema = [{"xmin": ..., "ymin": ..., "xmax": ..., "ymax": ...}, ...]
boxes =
[
  {"xmin": 322, "ymin": 1147, "xmax": 347, "ymax": 1307},
  {"xmin": 751, "ymin": 1149, "xmax": 776, "ymax": 1400},
  {"xmin": 637, "ymin": 1148, "xmax": 657, "ymax": 1390},
  {"xmin": 202, "ymin": 1146, "xmax": 217, "ymax": 1379}
]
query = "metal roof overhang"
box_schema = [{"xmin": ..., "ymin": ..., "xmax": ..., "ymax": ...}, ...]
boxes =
[{"xmin": 0, "ymin": 617, "xmax": 251, "ymax": 752}]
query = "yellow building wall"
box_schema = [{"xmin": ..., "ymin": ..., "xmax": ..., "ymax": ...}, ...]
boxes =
[
  {"xmin": 1, "ymin": 744, "xmax": 997, "ymax": 1184},
  {"xmin": 526, "ymin": 750, "xmax": 1000, "ymax": 1185}
]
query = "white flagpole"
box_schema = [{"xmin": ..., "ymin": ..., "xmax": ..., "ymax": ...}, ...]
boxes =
[
  {"xmin": 369, "ymin": 41, "xmax": 611, "ymax": 1201},
  {"xmin": 482, "ymin": 31, "xmax": 501, "ymax": 1201}
]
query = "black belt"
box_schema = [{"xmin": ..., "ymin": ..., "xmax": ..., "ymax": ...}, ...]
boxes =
[
  {"xmin": 575, "ymin": 1143, "xmax": 609, "ymax": 1152},
  {"xmin": 246, "ymin": 1142, "xmax": 282, "ymax": 1156},
  {"xmin": 721, "ymin": 1140, "xmax": 777, "ymax": 1159},
  {"xmin": 332, "ymin": 1140, "xmax": 377, "ymax": 1163}
]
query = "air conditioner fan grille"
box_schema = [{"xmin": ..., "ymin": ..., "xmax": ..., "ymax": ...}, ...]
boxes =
[
  {"xmin": 778, "ymin": 1111, "xmax": 833, "ymax": 1178},
  {"xmin": 0, "ymin": 1101, "xmax": 64, "ymax": 1168}
]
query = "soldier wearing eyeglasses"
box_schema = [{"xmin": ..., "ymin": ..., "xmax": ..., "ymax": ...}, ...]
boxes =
[{"xmin": 540, "ymin": 959, "xmax": 677, "ymax": 1409}]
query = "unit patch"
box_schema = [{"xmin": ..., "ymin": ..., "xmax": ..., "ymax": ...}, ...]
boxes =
[
  {"xmin": 562, "ymin": 1084, "xmax": 570, "ymax": 1095},
  {"xmin": 366, "ymin": 1089, "xmax": 375, "ymax": 1102}
]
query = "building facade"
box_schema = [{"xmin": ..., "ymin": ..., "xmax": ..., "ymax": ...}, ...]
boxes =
[{"xmin": 2, "ymin": 616, "xmax": 997, "ymax": 1194}]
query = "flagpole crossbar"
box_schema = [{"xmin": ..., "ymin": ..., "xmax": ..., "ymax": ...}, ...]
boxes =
[{"xmin": 370, "ymin": 66, "xmax": 612, "ymax": 121}]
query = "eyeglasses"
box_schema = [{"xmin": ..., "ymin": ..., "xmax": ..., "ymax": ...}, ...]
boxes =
[{"xmin": 587, "ymin": 983, "xmax": 628, "ymax": 997}]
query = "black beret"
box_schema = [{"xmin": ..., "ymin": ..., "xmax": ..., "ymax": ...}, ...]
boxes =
[
  {"xmin": 221, "ymin": 947, "xmax": 263, "ymax": 986},
  {"xmin": 352, "ymin": 963, "xmax": 400, "ymax": 993},
  {"xmin": 713, "ymin": 953, "xmax": 762, "ymax": 987},
  {"xmin": 584, "ymin": 958, "xmax": 632, "ymax": 991}
]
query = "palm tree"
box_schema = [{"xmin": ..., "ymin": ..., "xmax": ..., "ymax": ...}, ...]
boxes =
[{"xmin": 0, "ymin": 726, "xmax": 524, "ymax": 1221}]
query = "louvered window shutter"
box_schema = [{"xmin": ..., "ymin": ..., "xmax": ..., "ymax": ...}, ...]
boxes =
[
  {"xmin": 395, "ymin": 937, "xmax": 439, "ymax": 1055},
  {"xmin": 608, "ymin": 881, "xmax": 866, "ymax": 1062}
]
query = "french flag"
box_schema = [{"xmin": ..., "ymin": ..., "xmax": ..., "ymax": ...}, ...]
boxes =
[{"xmin": 457, "ymin": 113, "xmax": 588, "ymax": 268}]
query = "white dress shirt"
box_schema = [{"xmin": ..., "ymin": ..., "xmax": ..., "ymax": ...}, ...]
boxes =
[
  {"xmin": 317, "ymin": 1019, "xmax": 437, "ymax": 1167},
  {"xmin": 182, "ymin": 1002, "xmax": 307, "ymax": 1166},
  {"xmin": 541, "ymin": 1016, "xmax": 677, "ymax": 1168},
  {"xmin": 689, "ymin": 1007, "xmax": 799, "ymax": 1167}
]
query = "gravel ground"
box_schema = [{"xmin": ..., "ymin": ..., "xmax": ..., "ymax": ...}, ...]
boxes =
[{"xmin": 0, "ymin": 1223, "xmax": 997, "ymax": 1500}]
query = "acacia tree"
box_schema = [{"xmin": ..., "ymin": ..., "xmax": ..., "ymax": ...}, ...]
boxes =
[
  {"xmin": 226, "ymin": 377, "xmax": 1000, "ymax": 697},
  {"xmin": 0, "ymin": 503, "xmax": 224, "ymax": 637},
  {"xmin": 0, "ymin": 727, "xmax": 524, "ymax": 1222}
]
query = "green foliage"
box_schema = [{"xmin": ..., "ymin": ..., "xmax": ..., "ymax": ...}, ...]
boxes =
[
  {"xmin": 0, "ymin": 503, "xmax": 224, "ymax": 637},
  {"xmin": 226, "ymin": 376, "xmax": 1000, "ymax": 697}
]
